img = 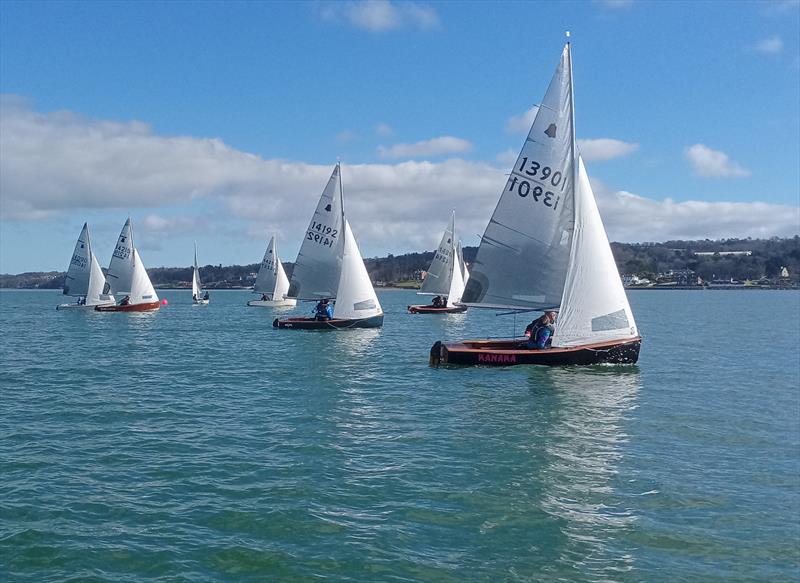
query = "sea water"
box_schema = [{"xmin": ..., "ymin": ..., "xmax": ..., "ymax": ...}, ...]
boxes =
[{"xmin": 1, "ymin": 289, "xmax": 798, "ymax": 582}]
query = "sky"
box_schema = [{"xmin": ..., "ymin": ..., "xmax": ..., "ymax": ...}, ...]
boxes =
[{"xmin": 1, "ymin": 0, "xmax": 799, "ymax": 273}]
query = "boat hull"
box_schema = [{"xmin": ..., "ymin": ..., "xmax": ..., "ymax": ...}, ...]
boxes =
[
  {"xmin": 95, "ymin": 301, "xmax": 161, "ymax": 313},
  {"xmin": 193, "ymin": 299, "xmax": 210, "ymax": 305},
  {"xmin": 273, "ymin": 314, "xmax": 384, "ymax": 330},
  {"xmin": 430, "ymin": 337, "xmax": 641, "ymax": 367},
  {"xmin": 247, "ymin": 299, "xmax": 298, "ymax": 308},
  {"xmin": 408, "ymin": 304, "xmax": 468, "ymax": 314}
]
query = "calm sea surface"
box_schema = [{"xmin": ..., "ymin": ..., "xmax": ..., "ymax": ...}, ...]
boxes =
[{"xmin": 1, "ymin": 289, "xmax": 798, "ymax": 582}]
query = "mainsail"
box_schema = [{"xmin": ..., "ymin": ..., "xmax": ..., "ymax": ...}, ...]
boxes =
[
  {"xmin": 332, "ymin": 220, "xmax": 382, "ymax": 320},
  {"xmin": 63, "ymin": 223, "xmax": 92, "ymax": 297},
  {"xmin": 253, "ymin": 235, "xmax": 290, "ymax": 301},
  {"xmin": 289, "ymin": 164, "xmax": 345, "ymax": 299},
  {"xmin": 106, "ymin": 218, "xmax": 135, "ymax": 296},
  {"xmin": 461, "ymin": 44, "xmax": 575, "ymax": 310},
  {"xmin": 419, "ymin": 212, "xmax": 457, "ymax": 297}
]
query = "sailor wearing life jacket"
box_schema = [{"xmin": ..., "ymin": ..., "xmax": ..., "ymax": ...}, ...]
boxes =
[
  {"xmin": 526, "ymin": 311, "xmax": 556, "ymax": 349},
  {"xmin": 314, "ymin": 298, "xmax": 334, "ymax": 321}
]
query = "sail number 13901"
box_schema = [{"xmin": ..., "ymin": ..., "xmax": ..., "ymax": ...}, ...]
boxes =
[{"xmin": 509, "ymin": 156, "xmax": 566, "ymax": 211}]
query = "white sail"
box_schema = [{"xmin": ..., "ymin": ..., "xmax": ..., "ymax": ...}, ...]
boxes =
[
  {"xmin": 333, "ymin": 220, "xmax": 382, "ymax": 320},
  {"xmin": 106, "ymin": 218, "xmax": 135, "ymax": 296},
  {"xmin": 87, "ymin": 252, "xmax": 112, "ymax": 305},
  {"xmin": 552, "ymin": 157, "xmax": 638, "ymax": 347},
  {"xmin": 462, "ymin": 44, "xmax": 575, "ymax": 310},
  {"xmin": 129, "ymin": 248, "xmax": 158, "ymax": 305},
  {"xmin": 63, "ymin": 223, "xmax": 92, "ymax": 297},
  {"xmin": 289, "ymin": 164, "xmax": 345, "ymax": 299},
  {"xmin": 192, "ymin": 242, "xmax": 203, "ymax": 298},
  {"xmin": 419, "ymin": 212, "xmax": 456, "ymax": 297},
  {"xmin": 447, "ymin": 249, "xmax": 466, "ymax": 307},
  {"xmin": 456, "ymin": 240, "xmax": 469, "ymax": 285},
  {"xmin": 274, "ymin": 251, "xmax": 291, "ymax": 301}
]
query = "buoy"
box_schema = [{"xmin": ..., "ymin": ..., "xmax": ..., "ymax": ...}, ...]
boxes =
[{"xmin": 162, "ymin": 299, "xmax": 168, "ymax": 305}]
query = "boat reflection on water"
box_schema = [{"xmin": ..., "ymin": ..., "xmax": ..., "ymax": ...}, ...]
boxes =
[
  {"xmin": 331, "ymin": 328, "xmax": 382, "ymax": 359},
  {"xmin": 529, "ymin": 366, "xmax": 642, "ymax": 578}
]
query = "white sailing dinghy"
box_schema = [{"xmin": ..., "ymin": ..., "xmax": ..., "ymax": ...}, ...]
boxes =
[
  {"xmin": 408, "ymin": 211, "xmax": 469, "ymax": 314},
  {"xmin": 95, "ymin": 218, "xmax": 161, "ymax": 312},
  {"xmin": 57, "ymin": 222, "xmax": 116, "ymax": 310},
  {"xmin": 431, "ymin": 41, "xmax": 641, "ymax": 366},
  {"xmin": 192, "ymin": 242, "xmax": 209, "ymax": 305},
  {"xmin": 273, "ymin": 163, "xmax": 383, "ymax": 329},
  {"xmin": 247, "ymin": 235, "xmax": 296, "ymax": 308}
]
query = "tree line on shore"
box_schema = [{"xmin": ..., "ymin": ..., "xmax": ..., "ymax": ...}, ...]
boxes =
[{"xmin": 3, "ymin": 236, "xmax": 798, "ymax": 289}]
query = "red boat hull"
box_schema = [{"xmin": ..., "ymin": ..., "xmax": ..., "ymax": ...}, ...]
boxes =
[
  {"xmin": 273, "ymin": 314, "xmax": 384, "ymax": 329},
  {"xmin": 430, "ymin": 337, "xmax": 641, "ymax": 366},
  {"xmin": 95, "ymin": 301, "xmax": 161, "ymax": 313},
  {"xmin": 408, "ymin": 304, "xmax": 468, "ymax": 314}
]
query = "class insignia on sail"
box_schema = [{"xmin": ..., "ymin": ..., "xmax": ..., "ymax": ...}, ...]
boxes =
[{"xmin": 433, "ymin": 42, "xmax": 641, "ymax": 366}]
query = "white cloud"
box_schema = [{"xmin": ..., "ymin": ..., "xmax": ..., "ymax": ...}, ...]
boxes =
[
  {"xmin": 378, "ymin": 136, "xmax": 472, "ymax": 159},
  {"xmin": 753, "ymin": 35, "xmax": 784, "ymax": 54},
  {"xmin": 375, "ymin": 122, "xmax": 394, "ymax": 137},
  {"xmin": 1, "ymin": 97, "xmax": 796, "ymax": 264},
  {"xmin": 685, "ymin": 144, "xmax": 751, "ymax": 178},
  {"xmin": 578, "ymin": 138, "xmax": 639, "ymax": 162},
  {"xmin": 506, "ymin": 105, "xmax": 539, "ymax": 134},
  {"xmin": 318, "ymin": 0, "xmax": 439, "ymax": 32},
  {"xmin": 590, "ymin": 178, "xmax": 799, "ymax": 242},
  {"xmin": 495, "ymin": 149, "xmax": 518, "ymax": 168}
]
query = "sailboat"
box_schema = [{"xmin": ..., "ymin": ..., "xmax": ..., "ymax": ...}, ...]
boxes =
[
  {"xmin": 95, "ymin": 218, "xmax": 161, "ymax": 312},
  {"xmin": 273, "ymin": 163, "xmax": 383, "ymax": 329},
  {"xmin": 431, "ymin": 42, "xmax": 641, "ymax": 366},
  {"xmin": 408, "ymin": 211, "xmax": 469, "ymax": 314},
  {"xmin": 192, "ymin": 242, "xmax": 209, "ymax": 305},
  {"xmin": 57, "ymin": 222, "xmax": 116, "ymax": 310},
  {"xmin": 247, "ymin": 235, "xmax": 297, "ymax": 308}
]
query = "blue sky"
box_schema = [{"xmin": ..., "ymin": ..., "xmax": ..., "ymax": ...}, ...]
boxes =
[{"xmin": 1, "ymin": 0, "xmax": 798, "ymax": 273}]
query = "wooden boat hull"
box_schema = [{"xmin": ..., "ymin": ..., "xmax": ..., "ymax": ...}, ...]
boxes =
[
  {"xmin": 247, "ymin": 299, "xmax": 298, "ymax": 308},
  {"xmin": 95, "ymin": 301, "xmax": 161, "ymax": 313},
  {"xmin": 408, "ymin": 304, "xmax": 468, "ymax": 314},
  {"xmin": 273, "ymin": 314, "xmax": 384, "ymax": 330},
  {"xmin": 430, "ymin": 337, "xmax": 641, "ymax": 367}
]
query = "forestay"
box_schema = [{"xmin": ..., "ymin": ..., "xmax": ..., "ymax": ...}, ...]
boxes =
[
  {"xmin": 106, "ymin": 218, "xmax": 135, "ymax": 296},
  {"xmin": 289, "ymin": 164, "xmax": 345, "ymax": 299},
  {"xmin": 461, "ymin": 44, "xmax": 575, "ymax": 310},
  {"xmin": 552, "ymin": 157, "xmax": 638, "ymax": 347},
  {"xmin": 333, "ymin": 220, "xmax": 382, "ymax": 320}
]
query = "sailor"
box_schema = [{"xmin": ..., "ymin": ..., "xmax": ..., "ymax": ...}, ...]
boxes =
[
  {"xmin": 120, "ymin": 295, "xmax": 131, "ymax": 306},
  {"xmin": 314, "ymin": 298, "xmax": 333, "ymax": 321},
  {"xmin": 432, "ymin": 295, "xmax": 443, "ymax": 307},
  {"xmin": 526, "ymin": 311, "xmax": 556, "ymax": 349},
  {"xmin": 261, "ymin": 293, "xmax": 269, "ymax": 301},
  {"xmin": 203, "ymin": 291, "xmax": 209, "ymax": 300}
]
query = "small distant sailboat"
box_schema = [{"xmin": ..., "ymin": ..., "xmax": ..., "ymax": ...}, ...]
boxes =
[
  {"xmin": 247, "ymin": 235, "xmax": 297, "ymax": 308},
  {"xmin": 95, "ymin": 218, "xmax": 161, "ymax": 312},
  {"xmin": 192, "ymin": 242, "xmax": 209, "ymax": 305},
  {"xmin": 408, "ymin": 211, "xmax": 469, "ymax": 314},
  {"xmin": 273, "ymin": 163, "xmax": 383, "ymax": 329},
  {"xmin": 431, "ymin": 41, "xmax": 641, "ymax": 366},
  {"xmin": 57, "ymin": 222, "xmax": 115, "ymax": 310}
]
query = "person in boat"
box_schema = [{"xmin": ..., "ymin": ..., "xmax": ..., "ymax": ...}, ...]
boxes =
[
  {"xmin": 192, "ymin": 293, "xmax": 198, "ymax": 301},
  {"xmin": 314, "ymin": 298, "xmax": 333, "ymax": 321},
  {"xmin": 78, "ymin": 296, "xmax": 86, "ymax": 305},
  {"xmin": 432, "ymin": 295, "xmax": 443, "ymax": 307},
  {"xmin": 261, "ymin": 293, "xmax": 269, "ymax": 301},
  {"xmin": 526, "ymin": 311, "xmax": 556, "ymax": 349},
  {"xmin": 203, "ymin": 291, "xmax": 209, "ymax": 300},
  {"xmin": 120, "ymin": 295, "xmax": 131, "ymax": 306}
]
